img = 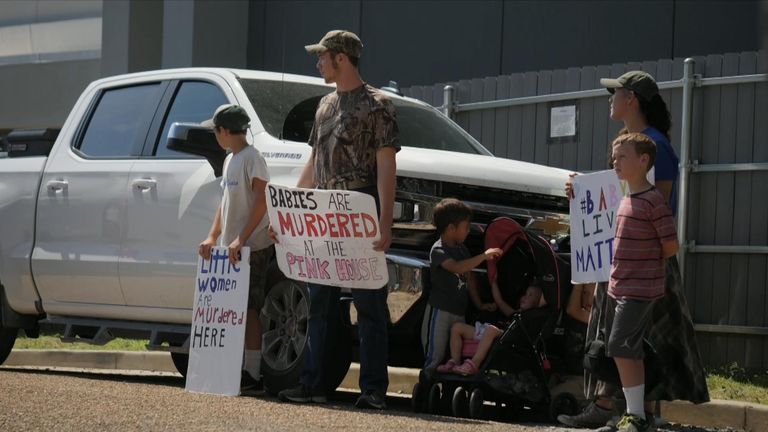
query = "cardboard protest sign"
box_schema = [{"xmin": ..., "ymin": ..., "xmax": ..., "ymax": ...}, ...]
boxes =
[
  {"xmin": 266, "ymin": 183, "xmax": 388, "ymax": 289},
  {"xmin": 185, "ymin": 246, "xmax": 250, "ymax": 396},
  {"xmin": 570, "ymin": 171, "xmax": 624, "ymax": 283}
]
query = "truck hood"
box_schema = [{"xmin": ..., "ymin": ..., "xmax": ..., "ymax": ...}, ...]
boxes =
[{"xmin": 396, "ymin": 147, "xmax": 570, "ymax": 197}]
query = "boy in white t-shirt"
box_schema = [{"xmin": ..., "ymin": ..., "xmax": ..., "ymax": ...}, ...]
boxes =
[{"xmin": 198, "ymin": 104, "xmax": 273, "ymax": 392}]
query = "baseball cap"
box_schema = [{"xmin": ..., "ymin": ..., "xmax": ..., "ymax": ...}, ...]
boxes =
[
  {"xmin": 200, "ymin": 104, "xmax": 250, "ymax": 131},
  {"xmin": 305, "ymin": 30, "xmax": 363, "ymax": 58},
  {"xmin": 600, "ymin": 71, "xmax": 659, "ymax": 101}
]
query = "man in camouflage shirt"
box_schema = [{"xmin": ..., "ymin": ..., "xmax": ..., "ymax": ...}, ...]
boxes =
[{"xmin": 277, "ymin": 30, "xmax": 399, "ymax": 410}]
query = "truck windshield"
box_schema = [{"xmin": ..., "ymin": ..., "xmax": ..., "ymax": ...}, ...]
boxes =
[{"xmin": 238, "ymin": 79, "xmax": 487, "ymax": 155}]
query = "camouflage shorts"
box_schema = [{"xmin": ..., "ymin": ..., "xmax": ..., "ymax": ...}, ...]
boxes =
[{"xmin": 247, "ymin": 246, "xmax": 275, "ymax": 312}]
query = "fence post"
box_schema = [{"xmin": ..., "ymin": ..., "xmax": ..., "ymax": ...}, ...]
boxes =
[
  {"xmin": 442, "ymin": 85, "xmax": 455, "ymax": 119},
  {"xmin": 677, "ymin": 58, "xmax": 696, "ymax": 283}
]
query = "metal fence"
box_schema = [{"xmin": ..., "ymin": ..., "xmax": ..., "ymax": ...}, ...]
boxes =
[{"xmin": 403, "ymin": 51, "xmax": 768, "ymax": 369}]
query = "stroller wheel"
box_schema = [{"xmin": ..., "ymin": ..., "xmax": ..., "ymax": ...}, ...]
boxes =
[
  {"xmin": 549, "ymin": 392, "xmax": 579, "ymax": 421},
  {"xmin": 451, "ymin": 387, "xmax": 469, "ymax": 418},
  {"xmin": 411, "ymin": 382, "xmax": 425, "ymax": 413},
  {"xmin": 468, "ymin": 388, "xmax": 484, "ymax": 419},
  {"xmin": 427, "ymin": 383, "xmax": 442, "ymax": 414}
]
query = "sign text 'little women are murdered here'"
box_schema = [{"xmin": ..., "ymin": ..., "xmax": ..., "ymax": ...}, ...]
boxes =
[{"xmin": 185, "ymin": 246, "xmax": 250, "ymax": 396}]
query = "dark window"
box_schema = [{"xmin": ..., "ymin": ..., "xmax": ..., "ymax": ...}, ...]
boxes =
[
  {"xmin": 238, "ymin": 78, "xmax": 486, "ymax": 155},
  {"xmin": 155, "ymin": 81, "xmax": 229, "ymax": 157},
  {"xmin": 78, "ymin": 84, "xmax": 161, "ymax": 157},
  {"xmin": 238, "ymin": 79, "xmax": 330, "ymax": 142},
  {"xmin": 394, "ymin": 102, "xmax": 485, "ymax": 154}
]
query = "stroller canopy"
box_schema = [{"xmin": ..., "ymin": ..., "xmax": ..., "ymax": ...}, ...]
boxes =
[{"xmin": 484, "ymin": 217, "xmax": 567, "ymax": 311}]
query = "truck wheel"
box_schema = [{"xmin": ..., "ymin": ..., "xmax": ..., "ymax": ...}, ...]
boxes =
[
  {"xmin": 261, "ymin": 279, "xmax": 310, "ymax": 395},
  {"xmin": 170, "ymin": 352, "xmax": 189, "ymax": 377},
  {"xmin": 260, "ymin": 273, "xmax": 352, "ymax": 397},
  {"xmin": 0, "ymin": 326, "xmax": 17, "ymax": 365}
]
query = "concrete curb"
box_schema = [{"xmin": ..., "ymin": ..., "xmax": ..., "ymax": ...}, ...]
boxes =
[
  {"xmin": 660, "ymin": 399, "xmax": 768, "ymax": 432},
  {"xmin": 4, "ymin": 349, "xmax": 767, "ymax": 431},
  {"xmin": 4, "ymin": 349, "xmax": 177, "ymax": 372}
]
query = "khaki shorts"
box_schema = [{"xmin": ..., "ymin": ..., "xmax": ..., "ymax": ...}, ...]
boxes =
[{"xmin": 247, "ymin": 246, "xmax": 275, "ymax": 312}]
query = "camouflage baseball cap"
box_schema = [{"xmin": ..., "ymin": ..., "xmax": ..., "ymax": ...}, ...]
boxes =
[
  {"xmin": 200, "ymin": 104, "xmax": 250, "ymax": 131},
  {"xmin": 305, "ymin": 30, "xmax": 363, "ymax": 58},
  {"xmin": 600, "ymin": 71, "xmax": 659, "ymax": 101}
]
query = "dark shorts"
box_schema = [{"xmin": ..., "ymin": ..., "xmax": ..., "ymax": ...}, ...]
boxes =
[
  {"xmin": 605, "ymin": 296, "xmax": 655, "ymax": 360},
  {"xmin": 247, "ymin": 246, "xmax": 275, "ymax": 311}
]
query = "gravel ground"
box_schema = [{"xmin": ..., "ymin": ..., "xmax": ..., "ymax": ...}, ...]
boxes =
[{"xmin": 0, "ymin": 368, "xmax": 742, "ymax": 432}]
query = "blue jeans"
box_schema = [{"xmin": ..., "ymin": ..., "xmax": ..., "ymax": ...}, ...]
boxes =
[{"xmin": 300, "ymin": 283, "xmax": 389, "ymax": 396}]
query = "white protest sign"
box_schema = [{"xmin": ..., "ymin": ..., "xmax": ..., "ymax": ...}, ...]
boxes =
[
  {"xmin": 266, "ymin": 183, "xmax": 388, "ymax": 289},
  {"xmin": 185, "ymin": 246, "xmax": 250, "ymax": 396},
  {"xmin": 570, "ymin": 171, "xmax": 625, "ymax": 283}
]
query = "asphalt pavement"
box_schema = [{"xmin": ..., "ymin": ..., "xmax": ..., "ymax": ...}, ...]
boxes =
[{"xmin": 0, "ymin": 368, "xmax": 739, "ymax": 432}]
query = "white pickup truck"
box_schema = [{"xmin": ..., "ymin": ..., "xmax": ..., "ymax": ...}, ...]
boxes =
[{"xmin": 0, "ymin": 68, "xmax": 571, "ymax": 394}]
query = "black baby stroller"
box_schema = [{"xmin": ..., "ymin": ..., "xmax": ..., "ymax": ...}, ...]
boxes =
[{"xmin": 411, "ymin": 217, "xmax": 585, "ymax": 421}]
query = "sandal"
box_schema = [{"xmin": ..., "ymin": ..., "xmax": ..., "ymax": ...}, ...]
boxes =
[
  {"xmin": 452, "ymin": 359, "xmax": 478, "ymax": 376},
  {"xmin": 436, "ymin": 359, "xmax": 458, "ymax": 373}
]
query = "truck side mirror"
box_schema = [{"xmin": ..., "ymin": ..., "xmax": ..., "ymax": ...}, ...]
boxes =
[
  {"xmin": 166, "ymin": 122, "xmax": 226, "ymax": 177},
  {"xmin": 4, "ymin": 128, "xmax": 60, "ymax": 158}
]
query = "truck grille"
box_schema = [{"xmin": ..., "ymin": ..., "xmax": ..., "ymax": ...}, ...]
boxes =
[{"xmin": 392, "ymin": 177, "xmax": 569, "ymax": 253}]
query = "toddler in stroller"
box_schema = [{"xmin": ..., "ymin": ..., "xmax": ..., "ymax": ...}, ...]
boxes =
[
  {"xmin": 412, "ymin": 217, "xmax": 585, "ymax": 421},
  {"xmin": 437, "ymin": 279, "xmax": 547, "ymax": 376}
]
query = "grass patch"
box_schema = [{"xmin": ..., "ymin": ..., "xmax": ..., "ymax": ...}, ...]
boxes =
[
  {"xmin": 14, "ymin": 334, "xmax": 148, "ymax": 351},
  {"xmin": 705, "ymin": 363, "xmax": 768, "ymax": 405}
]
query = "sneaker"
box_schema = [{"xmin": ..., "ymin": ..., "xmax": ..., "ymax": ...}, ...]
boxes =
[
  {"xmin": 615, "ymin": 413, "xmax": 655, "ymax": 432},
  {"xmin": 278, "ymin": 384, "xmax": 327, "ymax": 404},
  {"xmin": 240, "ymin": 371, "xmax": 264, "ymax": 395},
  {"xmin": 595, "ymin": 412, "xmax": 655, "ymax": 432},
  {"xmin": 452, "ymin": 359, "xmax": 478, "ymax": 376},
  {"xmin": 557, "ymin": 402, "xmax": 615, "ymax": 428},
  {"xmin": 355, "ymin": 391, "xmax": 387, "ymax": 410}
]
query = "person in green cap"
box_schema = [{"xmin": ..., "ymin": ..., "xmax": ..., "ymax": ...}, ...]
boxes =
[
  {"xmin": 198, "ymin": 104, "xmax": 274, "ymax": 394},
  {"xmin": 559, "ymin": 71, "xmax": 709, "ymax": 432},
  {"xmin": 275, "ymin": 30, "xmax": 399, "ymax": 410}
]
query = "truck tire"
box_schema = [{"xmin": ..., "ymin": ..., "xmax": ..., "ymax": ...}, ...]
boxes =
[
  {"xmin": 0, "ymin": 326, "xmax": 17, "ymax": 365},
  {"xmin": 260, "ymin": 271, "xmax": 353, "ymax": 397},
  {"xmin": 261, "ymin": 278, "xmax": 310, "ymax": 395}
]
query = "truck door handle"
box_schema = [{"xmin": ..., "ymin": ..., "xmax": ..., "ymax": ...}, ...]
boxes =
[
  {"xmin": 132, "ymin": 178, "xmax": 157, "ymax": 191},
  {"xmin": 46, "ymin": 179, "xmax": 68, "ymax": 192}
]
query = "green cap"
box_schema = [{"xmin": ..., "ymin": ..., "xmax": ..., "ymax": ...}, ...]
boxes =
[
  {"xmin": 305, "ymin": 30, "xmax": 363, "ymax": 58},
  {"xmin": 600, "ymin": 71, "xmax": 659, "ymax": 101},
  {"xmin": 201, "ymin": 104, "xmax": 250, "ymax": 131}
]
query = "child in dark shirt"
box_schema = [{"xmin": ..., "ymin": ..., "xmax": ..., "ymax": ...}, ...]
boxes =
[{"xmin": 421, "ymin": 198, "xmax": 502, "ymax": 377}]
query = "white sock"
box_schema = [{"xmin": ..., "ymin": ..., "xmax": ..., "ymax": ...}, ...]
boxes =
[
  {"xmin": 244, "ymin": 350, "xmax": 262, "ymax": 380},
  {"xmin": 623, "ymin": 384, "xmax": 646, "ymax": 419}
]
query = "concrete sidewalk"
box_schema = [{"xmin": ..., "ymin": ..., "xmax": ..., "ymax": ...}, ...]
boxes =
[{"xmin": 3, "ymin": 349, "xmax": 766, "ymax": 431}]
